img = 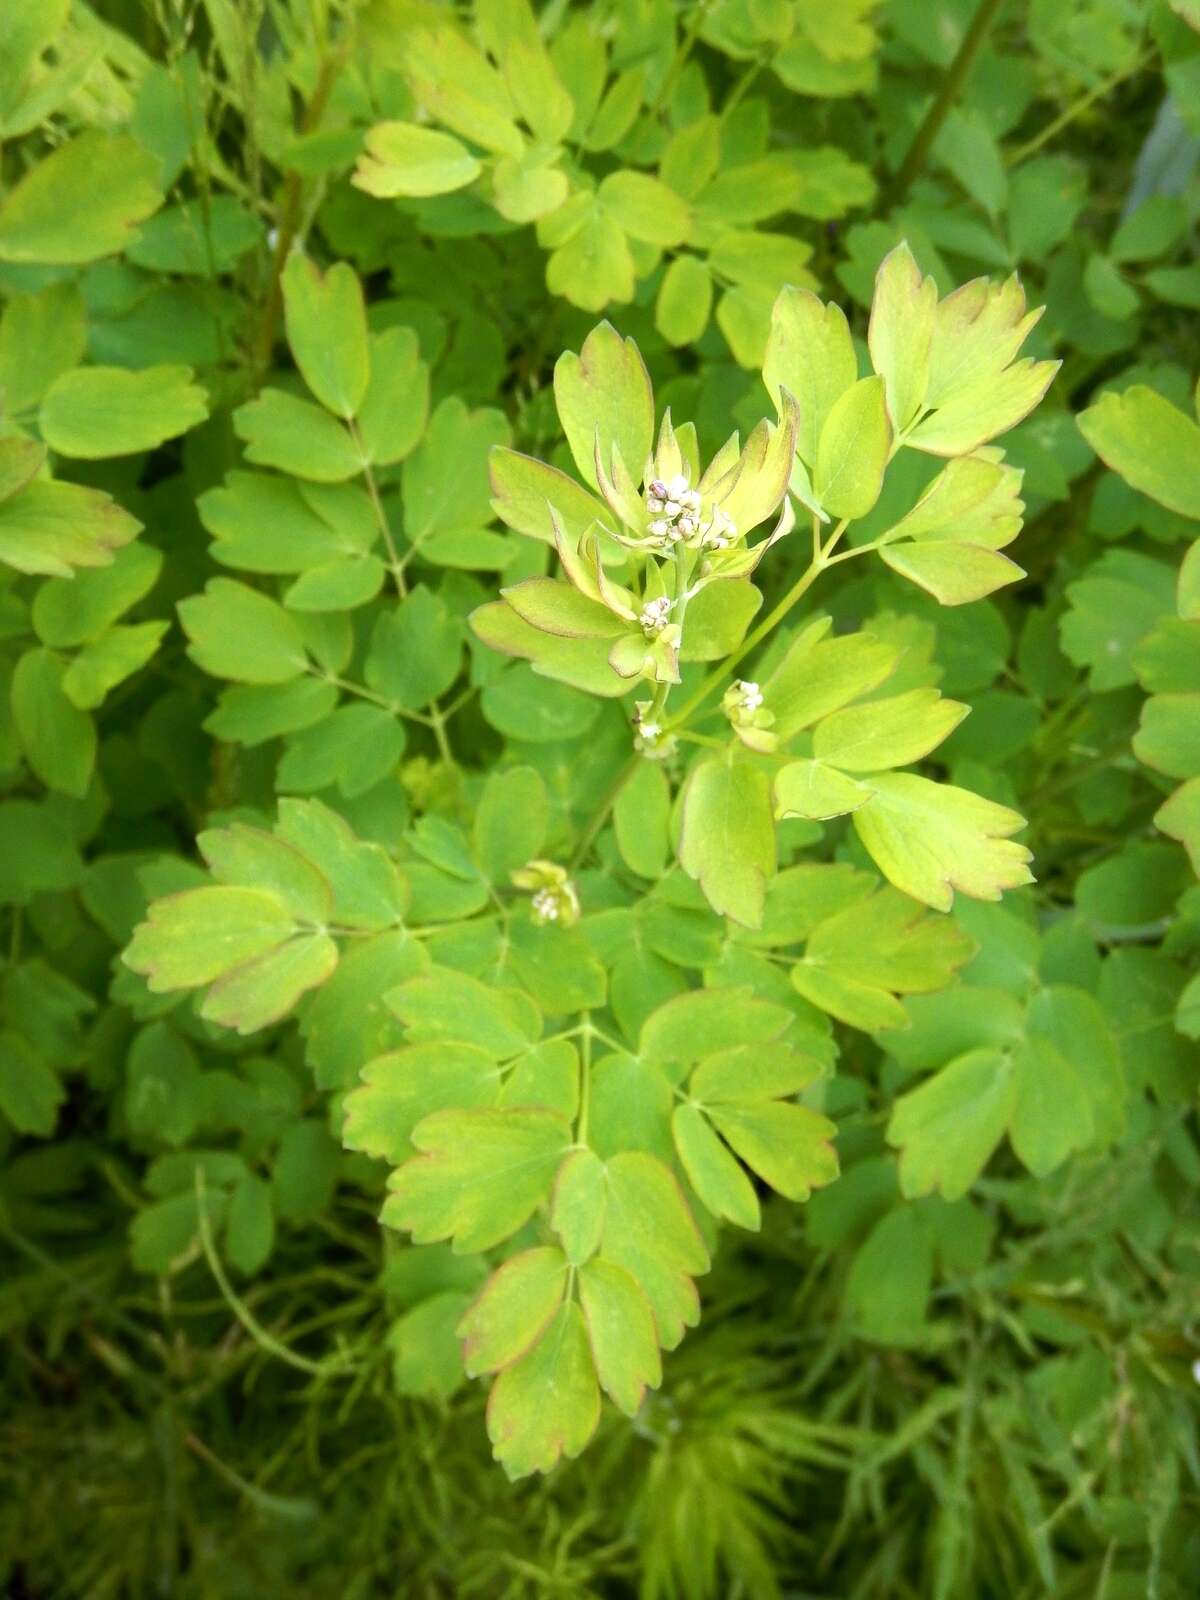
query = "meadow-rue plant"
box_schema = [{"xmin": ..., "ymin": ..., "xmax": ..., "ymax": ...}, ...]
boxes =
[{"xmin": 3, "ymin": 0, "xmax": 1199, "ymax": 1590}]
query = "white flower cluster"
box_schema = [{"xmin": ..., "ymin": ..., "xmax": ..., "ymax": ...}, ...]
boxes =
[
  {"xmin": 646, "ymin": 474, "xmax": 701, "ymax": 542},
  {"xmin": 532, "ymin": 884, "xmax": 576, "ymax": 923},
  {"xmin": 645, "ymin": 475, "xmax": 737, "ymax": 552},
  {"xmin": 638, "ymin": 595, "xmax": 673, "ymax": 637},
  {"xmin": 732, "ymin": 680, "xmax": 763, "ymax": 714}
]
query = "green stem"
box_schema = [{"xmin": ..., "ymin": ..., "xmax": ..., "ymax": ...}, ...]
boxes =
[
  {"xmin": 1005, "ymin": 46, "xmax": 1156, "ymax": 168},
  {"xmin": 577, "ymin": 1015, "xmax": 592, "ymax": 1147},
  {"xmin": 570, "ymin": 752, "xmax": 641, "ymax": 871},
  {"xmin": 195, "ymin": 1172, "xmax": 350, "ymax": 1379},
  {"xmin": 665, "ymin": 521, "xmax": 847, "ymax": 732},
  {"xmin": 880, "ymin": 0, "xmax": 1005, "ymax": 210},
  {"xmin": 250, "ymin": 45, "xmax": 346, "ymax": 388}
]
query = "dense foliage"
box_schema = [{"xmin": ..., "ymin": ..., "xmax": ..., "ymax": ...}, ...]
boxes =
[{"xmin": 2, "ymin": 0, "xmax": 1199, "ymax": 1595}]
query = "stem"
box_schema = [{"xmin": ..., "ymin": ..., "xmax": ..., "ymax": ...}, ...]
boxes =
[
  {"xmin": 250, "ymin": 46, "xmax": 346, "ymax": 388},
  {"xmin": 665, "ymin": 520, "xmax": 847, "ymax": 732},
  {"xmin": 653, "ymin": 0, "xmax": 713, "ymax": 113},
  {"xmin": 194, "ymin": 1172, "xmax": 348, "ymax": 1378},
  {"xmin": 1005, "ymin": 46, "xmax": 1156, "ymax": 168},
  {"xmin": 577, "ymin": 1015, "xmax": 592, "ymax": 1147},
  {"xmin": 352, "ymin": 422, "xmax": 408, "ymax": 597},
  {"xmin": 570, "ymin": 753, "xmax": 641, "ymax": 871},
  {"xmin": 880, "ymin": 0, "xmax": 1005, "ymax": 209}
]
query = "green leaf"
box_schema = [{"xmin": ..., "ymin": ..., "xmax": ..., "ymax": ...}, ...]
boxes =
[
  {"xmin": 125, "ymin": 886, "xmax": 294, "ymax": 991},
  {"xmin": 458, "ymin": 1246, "xmax": 569, "ymax": 1376},
  {"xmin": 0, "ymin": 479, "xmax": 142, "ymax": 579},
  {"xmin": 0, "ymin": 131, "xmax": 162, "ymax": 263},
  {"xmin": 472, "ymin": 603, "xmax": 630, "ymax": 697},
  {"xmin": 881, "ymin": 540, "xmax": 1025, "ymax": 605},
  {"xmin": 0, "ymin": 281, "xmax": 87, "ymax": 413},
  {"xmin": 33, "ymin": 541, "xmax": 162, "ymax": 647},
  {"xmin": 272, "ymin": 1120, "xmax": 338, "ymax": 1222},
  {"xmin": 672, "ymin": 1102, "xmax": 761, "ymax": 1229},
  {"xmin": 813, "ymin": 375, "xmax": 891, "ymax": 519},
  {"xmin": 39, "ymin": 365, "xmax": 208, "ymax": 458},
  {"xmin": 201, "ymin": 934, "xmax": 338, "ymax": 1035},
  {"xmin": 0, "ymin": 1030, "xmax": 63, "ymax": 1136},
  {"xmin": 679, "ymin": 756, "xmax": 776, "ymax": 928},
  {"xmin": 501, "ymin": 578, "xmax": 626, "ymax": 639},
  {"xmin": 198, "ymin": 822, "xmax": 332, "ymax": 923},
  {"xmin": 578, "ymin": 1258, "xmax": 661, "ymax": 1415},
  {"xmin": 887, "ymin": 1048, "xmax": 1015, "ymax": 1199},
  {"xmin": 706, "ymin": 1100, "xmax": 837, "ymax": 1201},
  {"xmin": 233, "ymin": 389, "xmax": 361, "ymax": 482},
  {"xmin": 1025, "ymin": 986, "xmax": 1125, "ymax": 1147},
  {"xmin": 276, "ymin": 798, "xmax": 408, "ymax": 932},
  {"xmin": 882, "ymin": 454, "xmax": 1024, "ymax": 550},
  {"xmin": 640, "ymin": 988, "xmax": 792, "ymax": 1069},
  {"xmin": 343, "ymin": 1042, "xmax": 499, "ymax": 1164},
  {"xmin": 353, "ymin": 120, "xmax": 483, "ymax": 198},
  {"xmin": 1009, "ymin": 1036, "xmax": 1094, "ymax": 1178},
  {"xmin": 357, "ymin": 327, "xmax": 429, "ymax": 466},
  {"xmin": 403, "ymin": 396, "xmax": 510, "ymax": 542},
  {"xmin": 127, "ymin": 195, "xmax": 261, "ymax": 276},
  {"xmin": 383, "ymin": 1107, "xmax": 572, "ymax": 1252},
  {"xmin": 508, "ymin": 916, "xmax": 607, "ymax": 1013},
  {"xmin": 388, "ymin": 1292, "xmax": 471, "ymax": 1402},
  {"xmin": 489, "ymin": 446, "xmax": 615, "ymax": 546},
  {"xmin": 600, "ymin": 1151, "xmax": 709, "ymax": 1350},
  {"xmin": 852, "ymin": 773, "xmax": 1034, "ymax": 911},
  {"xmin": 1134, "ymin": 693, "xmax": 1200, "ymax": 779},
  {"xmin": 1077, "ymin": 385, "xmax": 1200, "ymax": 519},
  {"xmin": 614, "ymin": 759, "xmax": 671, "ymax": 879},
  {"xmin": 481, "ymin": 660, "xmax": 606, "ymax": 737},
  {"xmin": 125, "ymin": 1023, "xmax": 202, "ymax": 1146},
  {"xmin": 1156, "ymin": 777, "xmax": 1200, "ymax": 875},
  {"xmin": 545, "ymin": 199, "xmax": 636, "ymax": 313},
  {"xmin": 1060, "ymin": 550, "xmax": 1175, "ymax": 691},
  {"xmin": 476, "ymin": 0, "xmax": 574, "ymax": 142},
  {"xmin": 845, "ymin": 1205, "xmax": 934, "ymax": 1346},
  {"xmin": 11, "ymin": 646, "xmax": 95, "ymax": 796},
  {"xmin": 763, "ymin": 286, "xmax": 857, "ymax": 465},
  {"xmin": 775, "ymin": 759, "xmax": 872, "ymax": 820},
  {"xmin": 550, "ymin": 1149, "xmax": 607, "ymax": 1265},
  {"xmin": 282, "ymin": 255, "xmax": 369, "ymax": 419},
  {"xmin": 225, "ymin": 1173, "xmax": 275, "ymax": 1276},
  {"xmin": 474, "ymin": 765, "xmax": 549, "ymax": 882},
  {"xmin": 656, "ymin": 255, "xmax": 713, "ymax": 347},
  {"xmin": 909, "ymin": 359, "xmax": 1060, "ymax": 457},
  {"xmin": 766, "ymin": 620, "xmax": 899, "ymax": 739},
  {"xmin": 179, "ymin": 579, "xmax": 309, "ymax": 684},
  {"xmin": 812, "ymin": 688, "xmax": 968, "ymax": 771},
  {"xmin": 486, "ymin": 1301, "xmax": 600, "ymax": 1478},
  {"xmin": 599, "ymin": 170, "xmax": 690, "ymax": 247},
  {"xmin": 400, "ymin": 21, "xmax": 524, "ymax": 157},
  {"xmin": 365, "ymin": 585, "xmax": 462, "ymax": 710},
  {"xmin": 868, "ymin": 241, "xmax": 936, "ymax": 433},
  {"xmin": 278, "ymin": 704, "xmax": 405, "ymax": 798},
  {"xmin": 387, "ymin": 966, "xmax": 539, "ymax": 1059},
  {"xmin": 554, "ymin": 321, "xmax": 654, "ymax": 494}
]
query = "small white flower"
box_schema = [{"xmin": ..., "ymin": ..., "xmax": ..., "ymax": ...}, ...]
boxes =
[
  {"xmin": 648, "ymin": 518, "xmax": 669, "ymax": 539},
  {"xmin": 736, "ymin": 680, "xmax": 764, "ymax": 712},
  {"xmin": 640, "ymin": 721, "xmax": 661, "ymax": 741},
  {"xmin": 666, "ymin": 473, "xmax": 690, "ymax": 499},
  {"xmin": 639, "ymin": 596, "xmax": 673, "ymax": 636},
  {"xmin": 647, "ymin": 495, "xmax": 665, "ymax": 513}
]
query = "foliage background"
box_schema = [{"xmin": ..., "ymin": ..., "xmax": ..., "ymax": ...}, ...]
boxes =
[{"xmin": 1, "ymin": 0, "xmax": 1199, "ymax": 1595}]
